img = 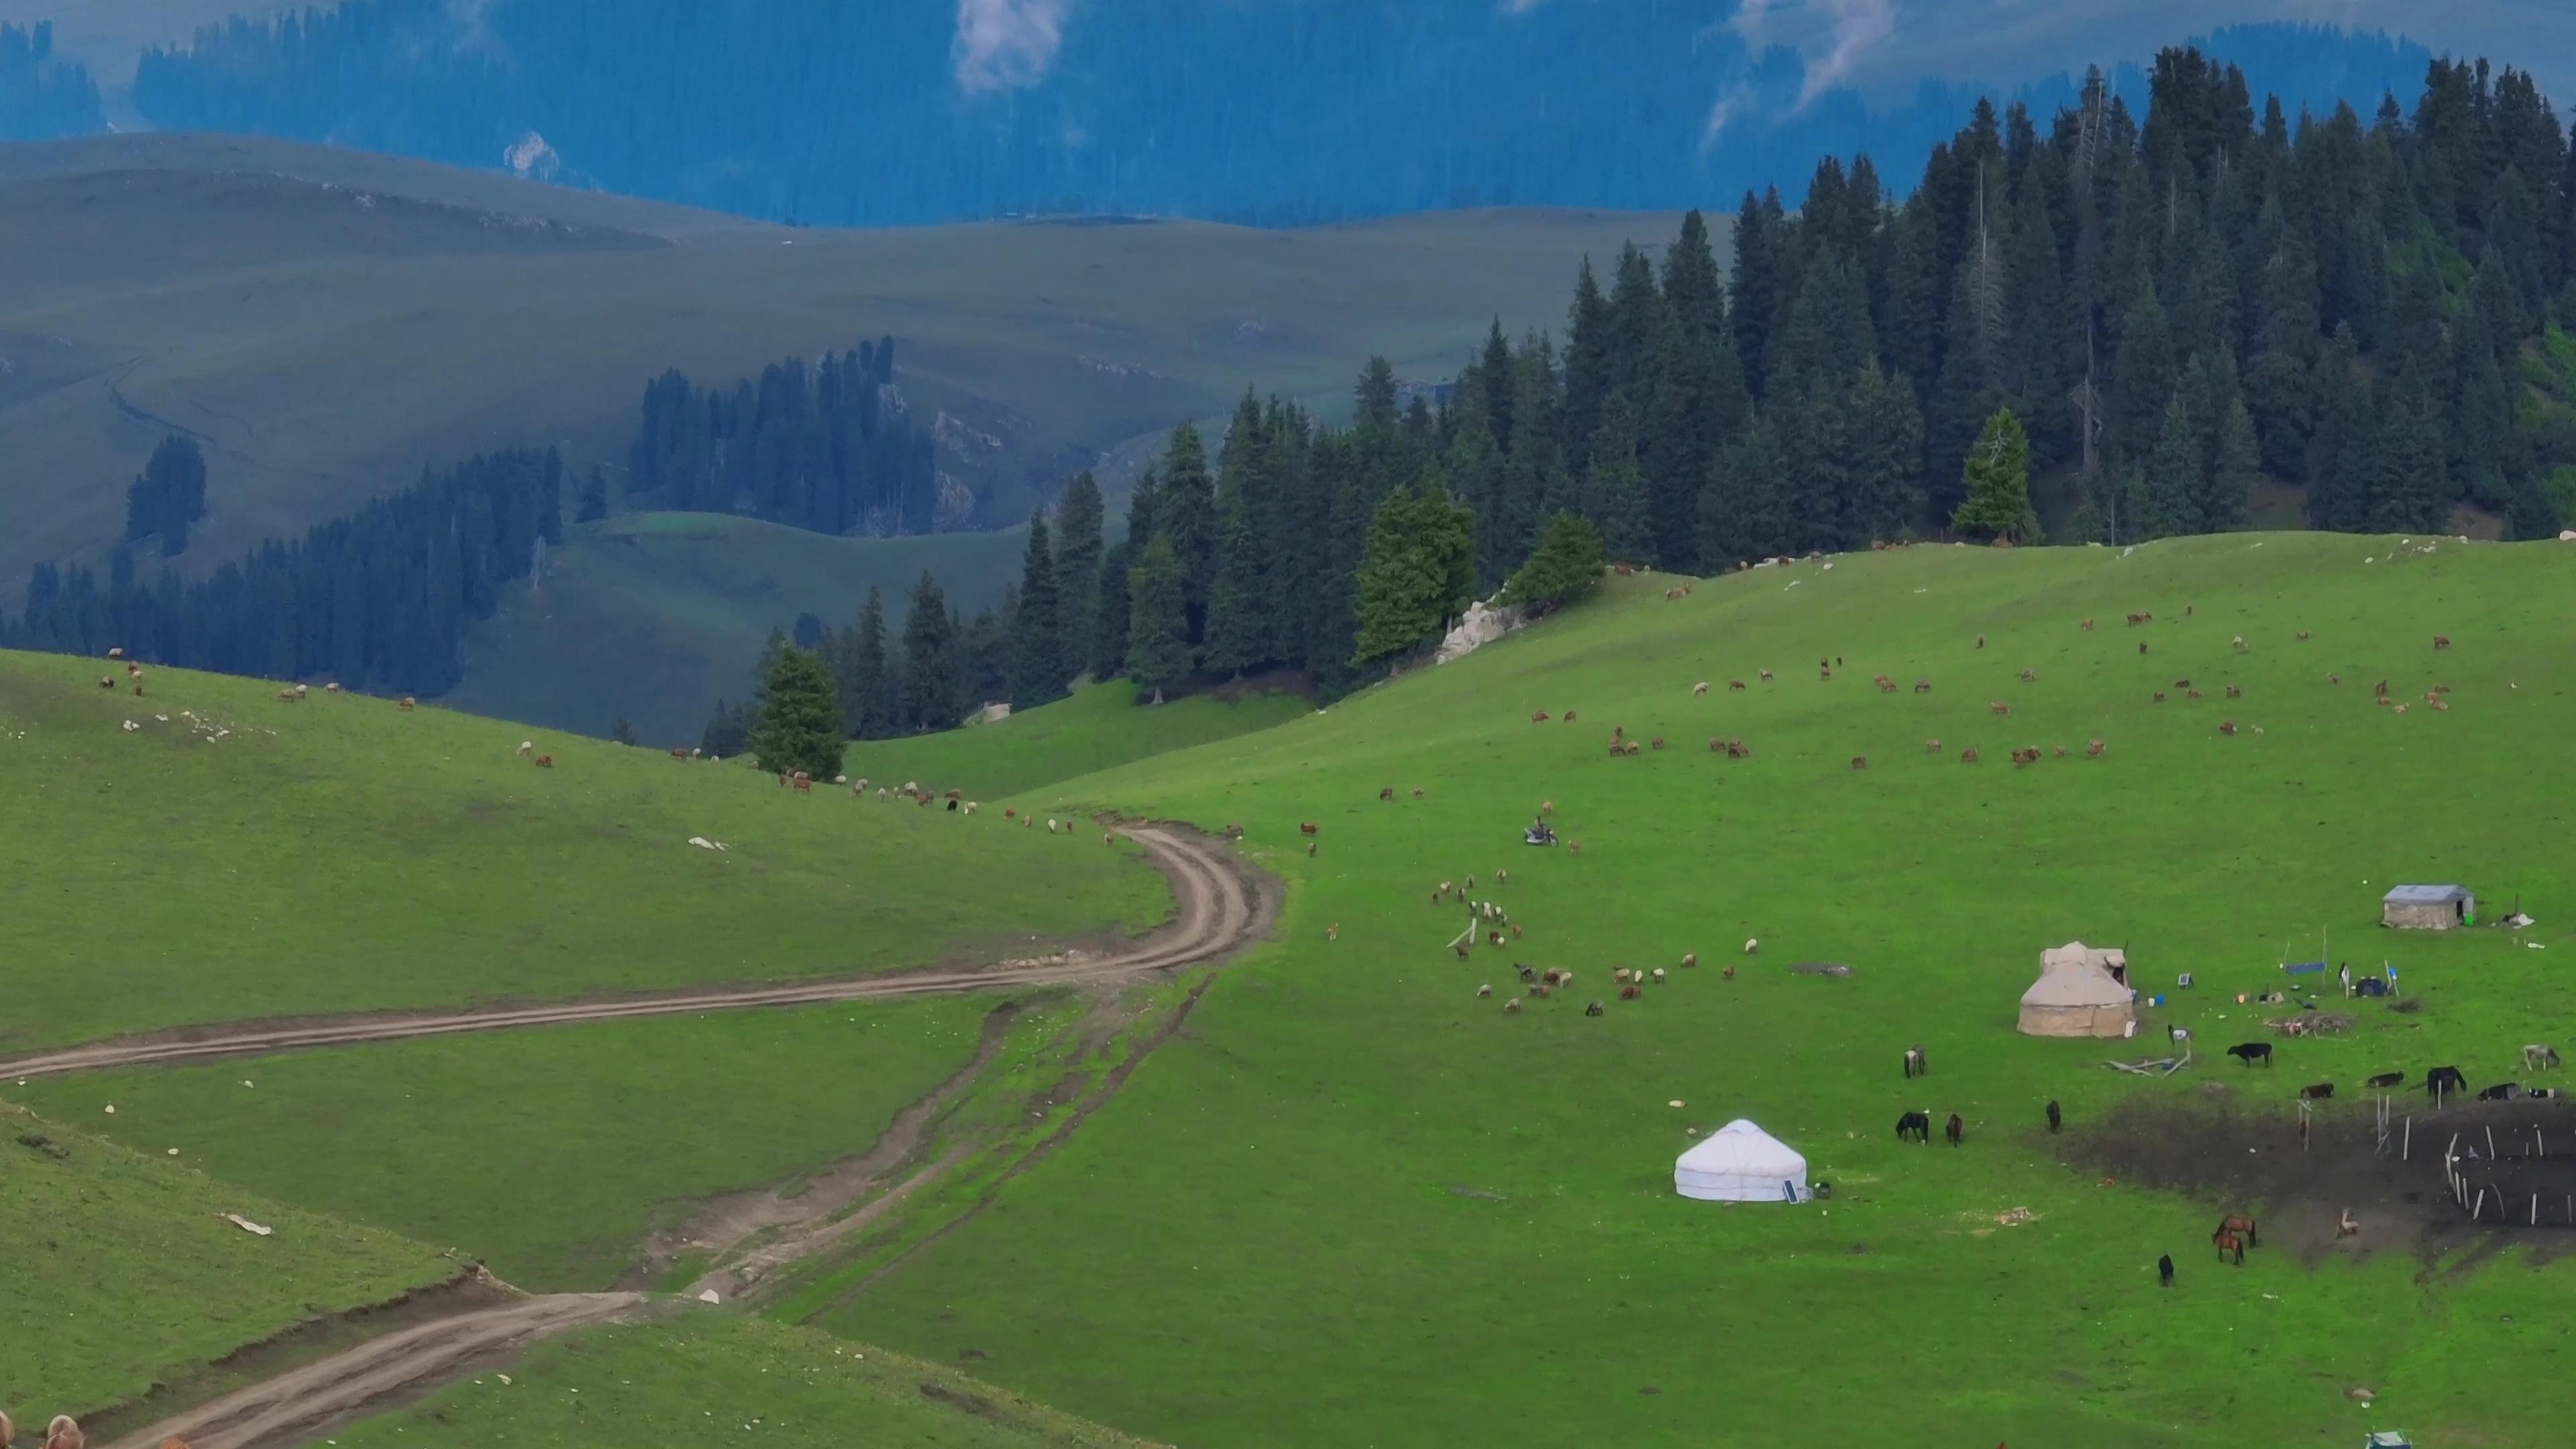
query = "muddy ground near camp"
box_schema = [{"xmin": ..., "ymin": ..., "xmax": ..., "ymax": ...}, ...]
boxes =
[{"xmin": 2070, "ymin": 1091, "xmax": 2576, "ymax": 1268}]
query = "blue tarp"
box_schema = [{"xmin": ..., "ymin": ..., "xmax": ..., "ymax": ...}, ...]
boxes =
[{"xmin": 2282, "ymin": 960, "xmax": 2328, "ymax": 975}]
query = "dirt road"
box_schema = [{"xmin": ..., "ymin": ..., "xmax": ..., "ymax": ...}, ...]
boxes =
[
  {"xmin": 102, "ymin": 1293, "xmax": 645, "ymax": 1449},
  {"xmin": 60, "ymin": 824, "xmax": 1275, "ymax": 1449},
  {"xmin": 6, "ymin": 823, "xmax": 1273, "ymax": 1080}
]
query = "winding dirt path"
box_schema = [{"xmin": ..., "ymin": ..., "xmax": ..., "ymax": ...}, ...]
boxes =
[
  {"xmin": 62, "ymin": 824, "xmax": 1278, "ymax": 1449},
  {"xmin": 6, "ymin": 824, "xmax": 1273, "ymax": 1081},
  {"xmin": 104, "ymin": 1293, "xmax": 646, "ymax": 1449}
]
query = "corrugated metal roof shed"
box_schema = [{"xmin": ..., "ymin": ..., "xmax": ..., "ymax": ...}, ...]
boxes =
[{"xmin": 2383, "ymin": 884, "xmax": 2469, "ymax": 904}]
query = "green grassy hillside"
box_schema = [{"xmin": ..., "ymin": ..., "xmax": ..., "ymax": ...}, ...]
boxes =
[
  {"xmin": 0, "ymin": 1099, "xmax": 454, "ymax": 1424},
  {"xmin": 839, "ymin": 677, "xmax": 1312, "ymax": 804},
  {"xmin": 329, "ymin": 1313, "xmax": 1168, "ymax": 1449},
  {"xmin": 0, "ymin": 647, "xmax": 1164, "ymax": 1047},
  {"xmin": 9, "ymin": 994, "xmax": 1011, "ymax": 1291},
  {"xmin": 810, "ymin": 532, "xmax": 2576, "ymax": 1448}
]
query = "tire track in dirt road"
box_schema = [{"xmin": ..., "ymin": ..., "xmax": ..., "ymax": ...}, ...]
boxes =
[
  {"xmin": 102, "ymin": 1291, "xmax": 647, "ymax": 1449},
  {"xmin": 62, "ymin": 824, "xmax": 1277, "ymax": 1449},
  {"xmin": 4, "ymin": 824, "xmax": 1278, "ymax": 1081}
]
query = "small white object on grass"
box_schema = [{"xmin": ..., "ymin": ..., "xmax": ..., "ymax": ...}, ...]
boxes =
[
  {"xmin": 103, "ymin": 1104, "xmax": 114, "ymax": 1114},
  {"xmin": 698, "ymin": 1288, "xmax": 721, "ymax": 1303}
]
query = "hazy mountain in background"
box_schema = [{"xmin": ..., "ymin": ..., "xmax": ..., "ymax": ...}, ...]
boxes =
[{"xmin": 106, "ymin": 2, "xmax": 2470, "ymax": 225}]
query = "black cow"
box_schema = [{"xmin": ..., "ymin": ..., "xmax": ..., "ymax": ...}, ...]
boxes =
[
  {"xmin": 1945, "ymin": 1112, "xmax": 1964, "ymax": 1146},
  {"xmin": 1896, "ymin": 1112, "xmax": 1931, "ymax": 1143},
  {"xmin": 2366, "ymin": 1071, "xmax": 2405, "ymax": 1089},
  {"xmin": 2227, "ymin": 1042, "xmax": 2273, "ymax": 1067},
  {"xmin": 2478, "ymin": 1082, "xmax": 2520, "ymax": 1102},
  {"xmin": 2425, "ymin": 1065, "xmax": 2469, "ymax": 1098},
  {"xmin": 2158, "ymin": 1254, "xmax": 2175, "ymax": 1286},
  {"xmin": 2045, "ymin": 1099, "xmax": 2062, "ymax": 1133},
  {"xmin": 2298, "ymin": 1082, "xmax": 2334, "ymax": 1101}
]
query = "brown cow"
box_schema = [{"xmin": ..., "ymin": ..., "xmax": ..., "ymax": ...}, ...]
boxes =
[
  {"xmin": 1876, "ymin": 676, "xmax": 1897, "ymax": 694},
  {"xmin": 1989, "ymin": 701, "xmax": 2010, "ymax": 715},
  {"xmin": 2153, "ymin": 691, "xmax": 2166, "ymax": 702},
  {"xmin": 1531, "ymin": 710, "xmax": 1550, "ymax": 723},
  {"xmin": 1299, "ymin": 822, "xmax": 1319, "ymax": 836},
  {"xmin": 1650, "ymin": 737, "xmax": 1665, "ymax": 751},
  {"xmin": 1960, "ymin": 747, "xmax": 1980, "ymax": 763},
  {"xmin": 2086, "ymin": 739, "xmax": 2106, "ymax": 757},
  {"xmin": 1729, "ymin": 679, "xmax": 1748, "ymax": 692},
  {"xmin": 534, "ymin": 754, "xmax": 555, "ymax": 769},
  {"xmin": 1850, "ymin": 755, "xmax": 1868, "ymax": 770},
  {"xmin": 2219, "ymin": 722, "xmax": 2238, "ymax": 736},
  {"xmin": 671, "ymin": 747, "xmax": 692, "ymax": 760},
  {"xmin": 1945, "ymin": 1113, "xmax": 1964, "ymax": 1146},
  {"xmin": 2186, "ymin": 689, "xmax": 2203, "ymax": 700},
  {"xmin": 1620, "ymin": 983, "xmax": 1642, "ymax": 1000},
  {"xmin": 2433, "ymin": 635, "xmax": 2451, "ymax": 649}
]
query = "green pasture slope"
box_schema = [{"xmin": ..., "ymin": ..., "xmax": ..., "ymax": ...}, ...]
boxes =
[
  {"xmin": 9, "ymin": 993, "xmax": 1014, "ymax": 1291},
  {"xmin": 329, "ymin": 1313, "xmax": 1167, "ymax": 1449},
  {"xmin": 0, "ymin": 1100, "xmax": 453, "ymax": 1425},
  {"xmin": 816, "ymin": 532, "xmax": 2576, "ymax": 1447},
  {"xmin": 0, "ymin": 647, "xmax": 1165, "ymax": 1048},
  {"xmin": 841, "ymin": 677, "xmax": 1313, "ymax": 804}
]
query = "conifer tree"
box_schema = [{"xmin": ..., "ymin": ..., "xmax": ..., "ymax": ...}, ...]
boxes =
[
  {"xmin": 1502, "ymin": 511, "xmax": 1604, "ymax": 613},
  {"xmin": 2135, "ymin": 392, "xmax": 2202, "ymax": 538},
  {"xmin": 1051, "ymin": 471, "xmax": 1105, "ymax": 686},
  {"xmin": 1583, "ymin": 395, "xmax": 1655, "ymax": 564},
  {"xmin": 1125, "ymin": 534, "xmax": 1190, "ymax": 705},
  {"xmin": 1950, "ymin": 407, "xmax": 2041, "ymax": 542},
  {"xmin": 840, "ymin": 586, "xmax": 892, "ymax": 739},
  {"xmin": 1157, "ymin": 424, "xmax": 1218, "ymax": 643},
  {"xmin": 751, "ymin": 644, "xmax": 845, "ymax": 779},
  {"xmin": 2204, "ymin": 394, "xmax": 2261, "ymax": 531},
  {"xmin": 898, "ymin": 572, "xmax": 957, "ymax": 732},
  {"xmin": 1009, "ymin": 510, "xmax": 1065, "ymax": 709}
]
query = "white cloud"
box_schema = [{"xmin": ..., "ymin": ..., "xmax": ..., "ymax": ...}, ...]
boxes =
[
  {"xmin": 1798, "ymin": 0, "xmax": 1898, "ymax": 105},
  {"xmin": 953, "ymin": 0, "xmax": 1069, "ymax": 96}
]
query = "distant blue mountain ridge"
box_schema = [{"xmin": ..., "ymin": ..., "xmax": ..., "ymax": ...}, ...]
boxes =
[{"xmin": 75, "ymin": 6, "xmax": 2470, "ymax": 225}]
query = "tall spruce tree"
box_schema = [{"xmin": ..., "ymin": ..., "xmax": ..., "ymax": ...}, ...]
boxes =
[
  {"xmin": 1008, "ymin": 510, "xmax": 1065, "ymax": 709},
  {"xmin": 1951, "ymin": 407, "xmax": 2041, "ymax": 542},
  {"xmin": 1157, "ymin": 424, "xmax": 1218, "ymax": 644},
  {"xmin": 751, "ymin": 645, "xmax": 844, "ymax": 779},
  {"xmin": 898, "ymin": 572, "xmax": 957, "ymax": 732},
  {"xmin": 1125, "ymin": 533, "xmax": 1189, "ymax": 705},
  {"xmin": 1051, "ymin": 471, "xmax": 1105, "ymax": 686},
  {"xmin": 1583, "ymin": 394, "xmax": 1655, "ymax": 564}
]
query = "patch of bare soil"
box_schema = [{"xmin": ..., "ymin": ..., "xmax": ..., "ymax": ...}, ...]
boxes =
[
  {"xmin": 101, "ymin": 1289, "xmax": 649, "ymax": 1449},
  {"xmin": 82, "ymin": 1268, "xmax": 507, "ymax": 1441},
  {"xmin": 2070, "ymin": 1093, "xmax": 2576, "ymax": 1267},
  {"xmin": 625, "ymin": 1002, "xmax": 1022, "ymax": 1295}
]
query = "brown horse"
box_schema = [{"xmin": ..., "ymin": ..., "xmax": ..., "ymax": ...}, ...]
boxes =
[
  {"xmin": 2212, "ymin": 1229, "xmax": 2245, "ymax": 1265},
  {"xmin": 2215, "ymin": 1214, "xmax": 2259, "ymax": 1248}
]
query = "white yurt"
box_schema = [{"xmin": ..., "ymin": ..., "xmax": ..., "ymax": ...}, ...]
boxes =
[{"xmin": 1673, "ymin": 1119, "xmax": 1810, "ymax": 1202}]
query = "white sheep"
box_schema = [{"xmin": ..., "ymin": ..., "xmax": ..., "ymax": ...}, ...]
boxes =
[
  {"xmin": 517, "ymin": 740, "xmax": 534, "ymax": 757},
  {"xmin": 1743, "ymin": 937, "xmax": 1759, "ymax": 955}
]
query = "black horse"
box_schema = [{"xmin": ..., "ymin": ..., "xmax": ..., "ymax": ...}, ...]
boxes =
[
  {"xmin": 2046, "ymin": 1099, "xmax": 2062, "ymax": 1133},
  {"xmin": 2425, "ymin": 1065, "xmax": 2469, "ymax": 1098},
  {"xmin": 2158, "ymin": 1254, "xmax": 2175, "ymax": 1286},
  {"xmin": 1895, "ymin": 1111, "xmax": 1931, "ymax": 1143},
  {"xmin": 2226, "ymin": 1042, "xmax": 2273, "ymax": 1067}
]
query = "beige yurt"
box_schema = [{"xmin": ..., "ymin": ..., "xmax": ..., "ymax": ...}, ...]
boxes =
[{"xmin": 2016, "ymin": 941, "xmax": 2137, "ymax": 1038}]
